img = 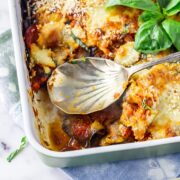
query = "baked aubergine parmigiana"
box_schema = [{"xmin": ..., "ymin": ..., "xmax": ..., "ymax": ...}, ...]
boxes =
[{"xmin": 22, "ymin": 0, "xmax": 180, "ymax": 151}]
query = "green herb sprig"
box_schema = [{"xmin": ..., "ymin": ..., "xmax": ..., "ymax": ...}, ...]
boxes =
[
  {"xmin": 106, "ymin": 0, "xmax": 180, "ymax": 53},
  {"xmin": 71, "ymin": 32, "xmax": 90, "ymax": 53},
  {"xmin": 71, "ymin": 57, "xmax": 86, "ymax": 64},
  {"xmin": 142, "ymin": 98, "xmax": 152, "ymax": 110},
  {"xmin": 71, "ymin": 61, "xmax": 78, "ymax": 64},
  {"xmin": 7, "ymin": 136, "xmax": 27, "ymax": 162}
]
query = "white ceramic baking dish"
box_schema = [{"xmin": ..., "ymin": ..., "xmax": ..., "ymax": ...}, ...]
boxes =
[{"xmin": 8, "ymin": 0, "xmax": 180, "ymax": 168}]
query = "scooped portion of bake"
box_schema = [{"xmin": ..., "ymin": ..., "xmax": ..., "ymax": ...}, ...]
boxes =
[{"xmin": 22, "ymin": 0, "xmax": 180, "ymax": 151}]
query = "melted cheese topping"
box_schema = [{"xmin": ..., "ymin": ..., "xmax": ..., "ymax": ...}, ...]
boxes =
[
  {"xmin": 30, "ymin": 0, "xmax": 140, "ymax": 66},
  {"xmin": 124, "ymin": 64, "xmax": 180, "ymax": 139},
  {"xmin": 115, "ymin": 42, "xmax": 140, "ymax": 66},
  {"xmin": 102, "ymin": 63, "xmax": 180, "ymax": 144},
  {"xmin": 148, "ymin": 83, "xmax": 180, "ymax": 139}
]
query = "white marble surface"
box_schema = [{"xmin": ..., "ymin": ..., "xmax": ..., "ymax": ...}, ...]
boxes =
[
  {"xmin": 0, "ymin": 2, "xmax": 71, "ymax": 180},
  {"xmin": 0, "ymin": 1, "xmax": 10, "ymax": 34}
]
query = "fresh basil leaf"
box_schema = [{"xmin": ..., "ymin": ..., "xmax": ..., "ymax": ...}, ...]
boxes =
[
  {"xmin": 71, "ymin": 32, "xmax": 90, "ymax": 53},
  {"xmin": 158, "ymin": 0, "xmax": 180, "ymax": 15},
  {"xmin": 157, "ymin": 0, "xmax": 170, "ymax": 8},
  {"xmin": 165, "ymin": 2, "xmax": 180, "ymax": 16},
  {"xmin": 162, "ymin": 19, "xmax": 180, "ymax": 51},
  {"xmin": 106, "ymin": 0, "xmax": 159, "ymax": 12},
  {"xmin": 139, "ymin": 11, "xmax": 164, "ymax": 24},
  {"xmin": 7, "ymin": 136, "xmax": 27, "ymax": 162},
  {"xmin": 135, "ymin": 20, "xmax": 172, "ymax": 53}
]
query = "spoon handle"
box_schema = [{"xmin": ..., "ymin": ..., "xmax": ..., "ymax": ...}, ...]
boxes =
[{"xmin": 127, "ymin": 52, "xmax": 180, "ymax": 77}]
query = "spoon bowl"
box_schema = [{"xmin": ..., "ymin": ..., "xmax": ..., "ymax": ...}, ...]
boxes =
[
  {"xmin": 47, "ymin": 52, "xmax": 180, "ymax": 114},
  {"xmin": 48, "ymin": 57, "xmax": 128, "ymax": 114}
]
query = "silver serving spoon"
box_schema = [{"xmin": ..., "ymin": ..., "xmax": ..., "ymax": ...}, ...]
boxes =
[{"xmin": 47, "ymin": 52, "xmax": 180, "ymax": 114}]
